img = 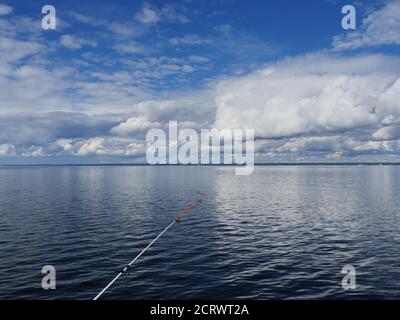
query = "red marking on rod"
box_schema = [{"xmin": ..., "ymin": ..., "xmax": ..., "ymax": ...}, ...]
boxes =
[{"xmin": 176, "ymin": 202, "xmax": 197, "ymax": 221}]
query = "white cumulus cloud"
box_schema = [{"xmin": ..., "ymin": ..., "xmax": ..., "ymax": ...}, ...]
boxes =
[
  {"xmin": 372, "ymin": 125, "xmax": 400, "ymax": 140},
  {"xmin": 76, "ymin": 137, "xmax": 146, "ymax": 157},
  {"xmin": 135, "ymin": 3, "xmax": 160, "ymax": 24},
  {"xmin": 0, "ymin": 143, "xmax": 15, "ymax": 156},
  {"xmin": 60, "ymin": 34, "xmax": 97, "ymax": 50},
  {"xmin": 111, "ymin": 116, "xmax": 160, "ymax": 136},
  {"xmin": 135, "ymin": 3, "xmax": 189, "ymax": 24},
  {"xmin": 213, "ymin": 53, "xmax": 400, "ymax": 139}
]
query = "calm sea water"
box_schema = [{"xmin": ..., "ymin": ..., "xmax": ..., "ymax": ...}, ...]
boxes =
[{"xmin": 0, "ymin": 165, "xmax": 399, "ymax": 300}]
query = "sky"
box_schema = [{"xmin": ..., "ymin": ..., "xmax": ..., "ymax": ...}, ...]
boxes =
[{"xmin": 0, "ymin": 0, "xmax": 400, "ymax": 164}]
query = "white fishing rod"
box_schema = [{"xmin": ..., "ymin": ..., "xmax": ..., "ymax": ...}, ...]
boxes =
[{"xmin": 93, "ymin": 201, "xmax": 198, "ymax": 300}]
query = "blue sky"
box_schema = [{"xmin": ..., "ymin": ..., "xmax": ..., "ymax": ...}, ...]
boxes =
[{"xmin": 0, "ymin": 0, "xmax": 400, "ymax": 164}]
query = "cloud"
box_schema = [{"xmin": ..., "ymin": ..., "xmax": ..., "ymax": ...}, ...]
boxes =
[
  {"xmin": 109, "ymin": 93, "xmax": 215, "ymax": 137},
  {"xmin": 0, "ymin": 3, "xmax": 12, "ymax": 16},
  {"xmin": 60, "ymin": 34, "xmax": 97, "ymax": 50},
  {"xmin": 111, "ymin": 116, "xmax": 160, "ymax": 135},
  {"xmin": 114, "ymin": 42, "xmax": 147, "ymax": 54},
  {"xmin": 213, "ymin": 53, "xmax": 400, "ymax": 140},
  {"xmin": 160, "ymin": 3, "xmax": 190, "ymax": 23},
  {"xmin": 23, "ymin": 146, "xmax": 44, "ymax": 157},
  {"xmin": 76, "ymin": 137, "xmax": 146, "ymax": 157},
  {"xmin": 169, "ymin": 34, "xmax": 210, "ymax": 46},
  {"xmin": 0, "ymin": 36, "xmax": 77, "ymax": 115},
  {"xmin": 77, "ymin": 138, "xmax": 105, "ymax": 156},
  {"xmin": 255, "ymin": 134, "xmax": 400, "ymax": 161},
  {"xmin": 135, "ymin": 3, "xmax": 160, "ymax": 24},
  {"xmin": 0, "ymin": 112, "xmax": 122, "ymax": 147},
  {"xmin": 0, "ymin": 36, "xmax": 42, "ymax": 64},
  {"xmin": 333, "ymin": 1, "xmax": 400, "ymax": 50},
  {"xmin": 1, "ymin": 1, "xmax": 400, "ymax": 163},
  {"xmin": 129, "ymin": 96, "xmax": 214, "ymax": 127},
  {"xmin": 0, "ymin": 143, "xmax": 15, "ymax": 156},
  {"xmin": 372, "ymin": 125, "xmax": 400, "ymax": 140},
  {"xmin": 3, "ymin": 50, "xmax": 400, "ymax": 161},
  {"xmin": 345, "ymin": 138, "xmax": 399, "ymax": 154},
  {"xmin": 326, "ymin": 151, "xmax": 343, "ymax": 160},
  {"xmin": 135, "ymin": 2, "xmax": 189, "ymax": 24},
  {"xmin": 276, "ymin": 136, "xmax": 339, "ymax": 153},
  {"xmin": 119, "ymin": 56, "xmax": 210, "ymax": 80},
  {"xmin": 0, "ymin": 31, "xmax": 150, "ymax": 115},
  {"xmin": 214, "ymin": 24, "xmax": 232, "ymax": 33},
  {"xmin": 0, "ymin": 64, "xmax": 74, "ymax": 115},
  {"xmin": 66, "ymin": 11, "xmax": 143, "ymax": 38}
]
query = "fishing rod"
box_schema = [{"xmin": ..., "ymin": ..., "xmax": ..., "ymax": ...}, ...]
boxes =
[{"xmin": 93, "ymin": 201, "xmax": 199, "ymax": 300}]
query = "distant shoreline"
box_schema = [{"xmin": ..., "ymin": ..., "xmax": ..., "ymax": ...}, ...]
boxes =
[{"xmin": 1, "ymin": 163, "xmax": 400, "ymax": 167}]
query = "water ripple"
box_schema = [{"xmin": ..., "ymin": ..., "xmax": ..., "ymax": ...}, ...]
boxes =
[{"xmin": 0, "ymin": 166, "xmax": 400, "ymax": 299}]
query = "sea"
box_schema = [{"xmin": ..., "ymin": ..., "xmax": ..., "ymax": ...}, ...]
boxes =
[{"xmin": 0, "ymin": 165, "xmax": 399, "ymax": 299}]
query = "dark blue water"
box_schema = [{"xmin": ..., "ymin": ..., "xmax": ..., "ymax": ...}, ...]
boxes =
[{"xmin": 0, "ymin": 165, "xmax": 400, "ymax": 299}]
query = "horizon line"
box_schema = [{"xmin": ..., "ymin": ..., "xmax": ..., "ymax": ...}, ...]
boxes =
[{"xmin": 1, "ymin": 163, "xmax": 400, "ymax": 167}]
